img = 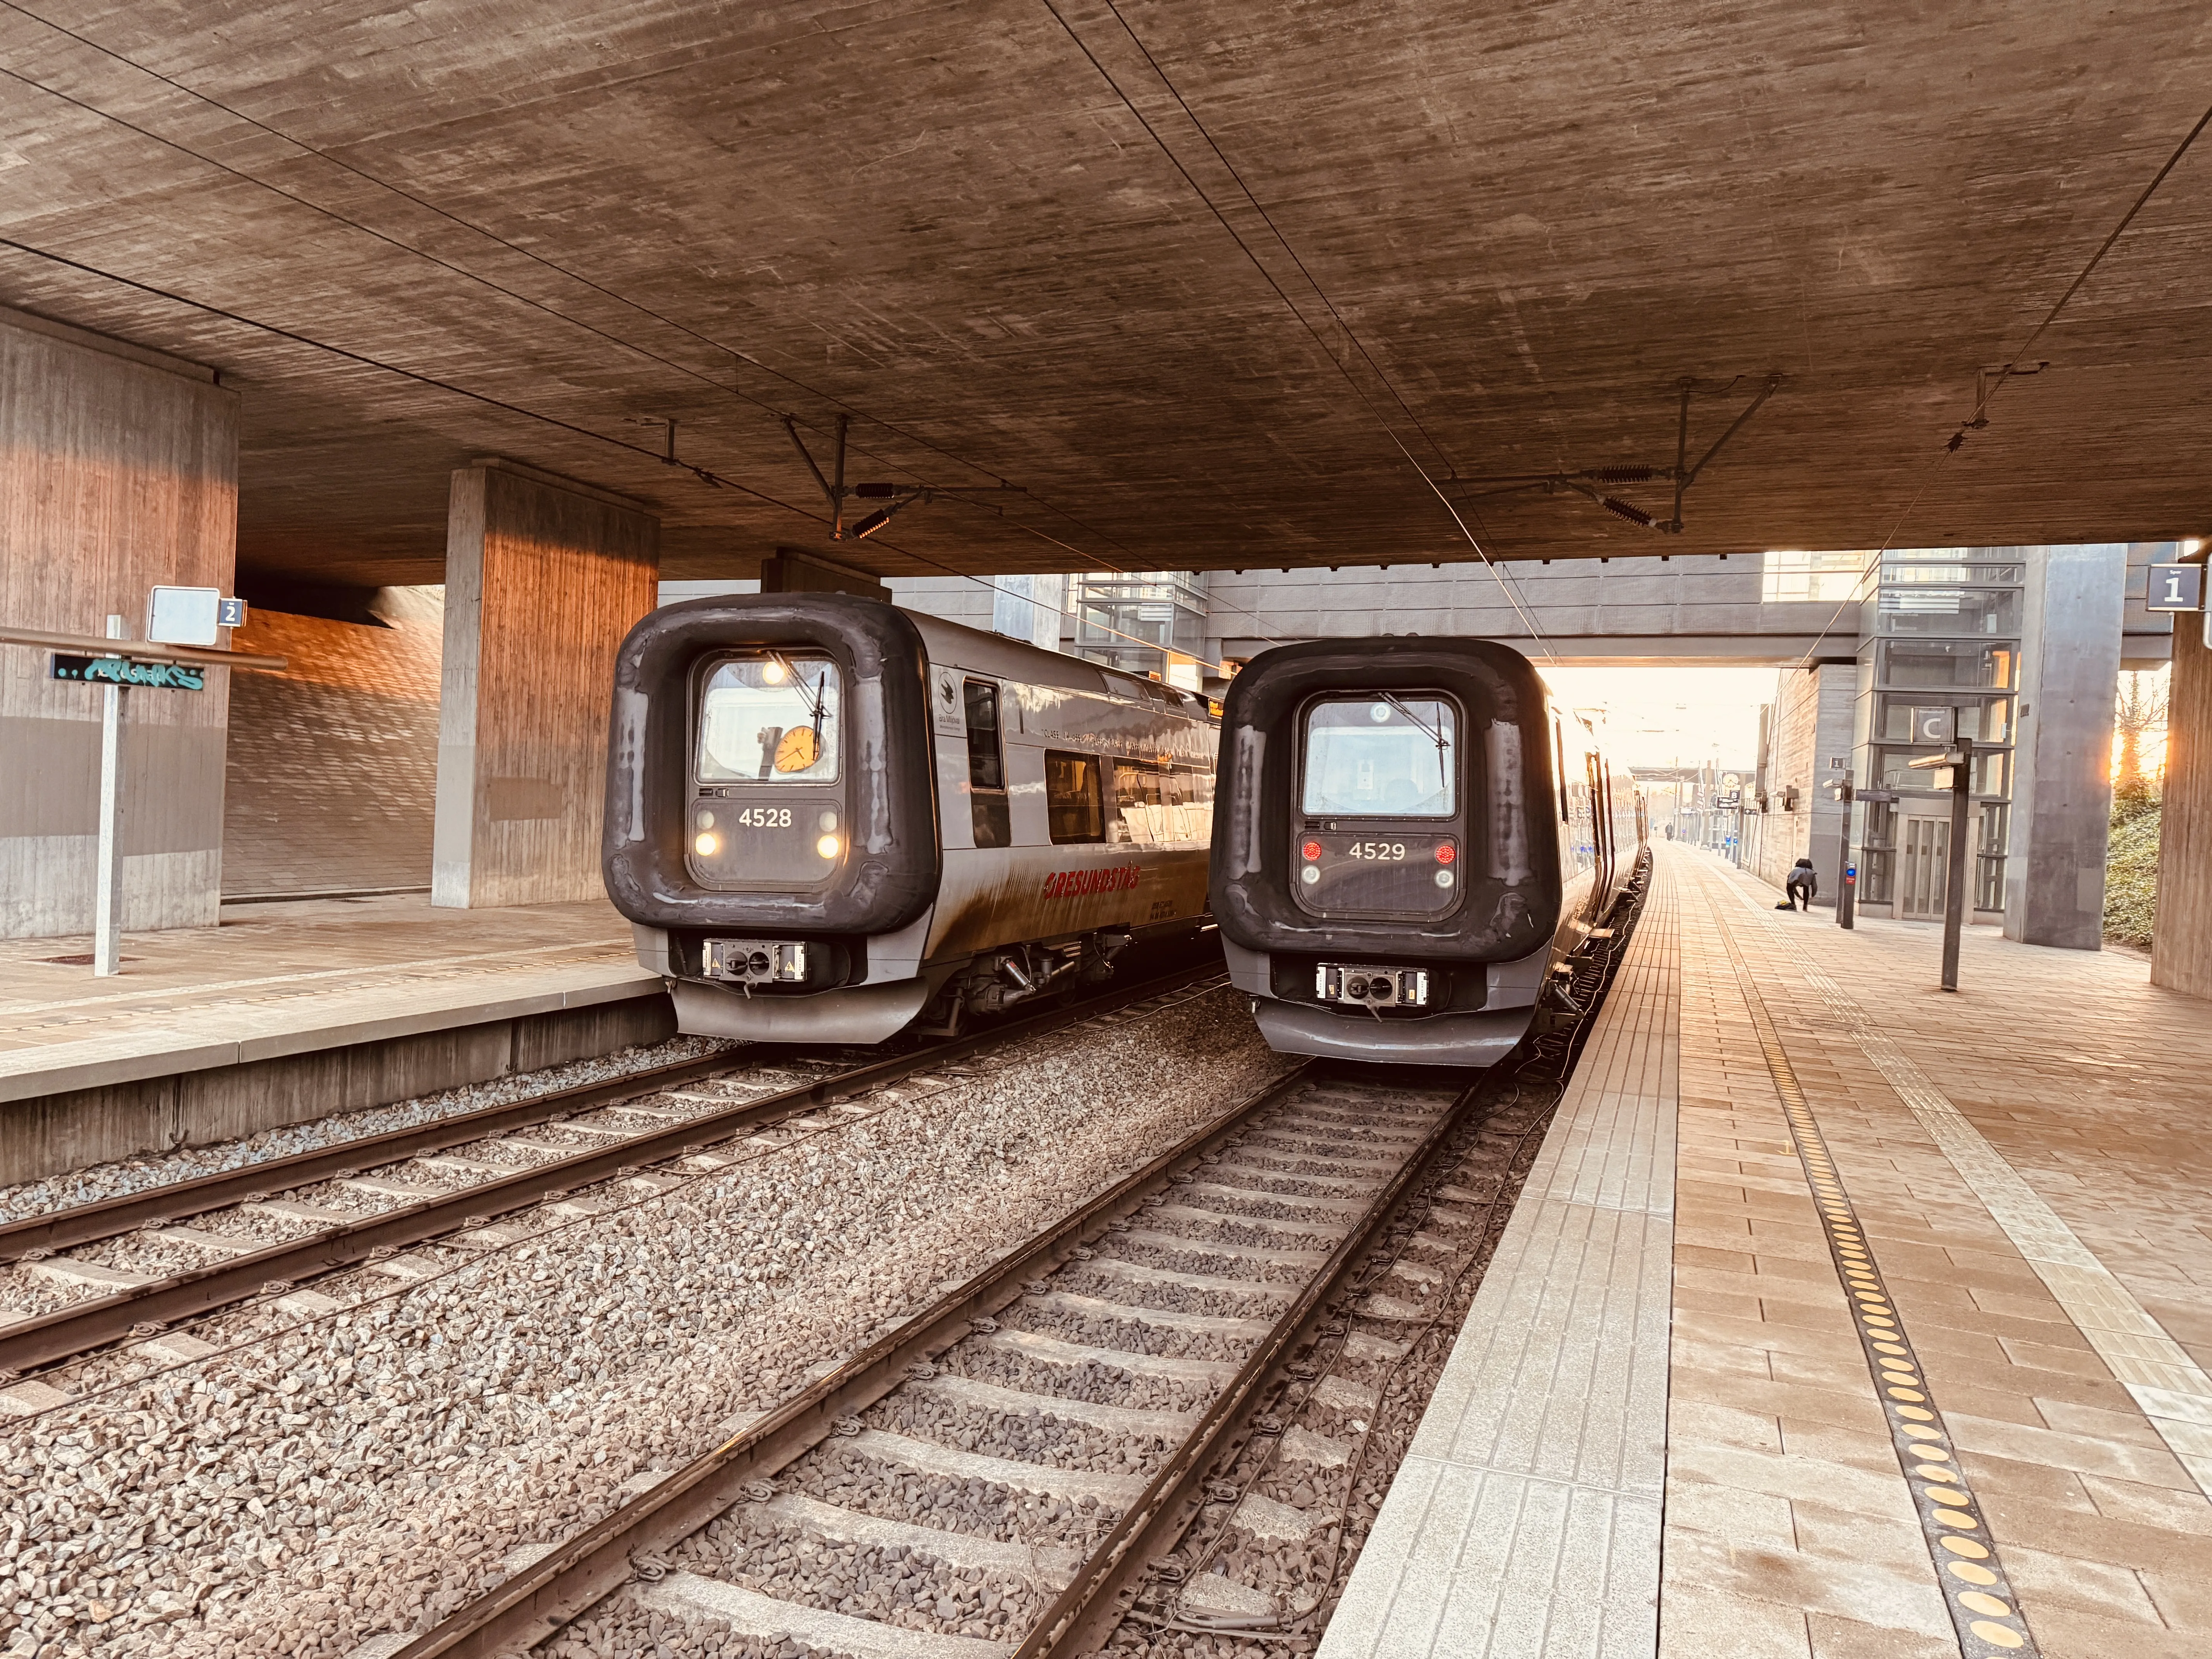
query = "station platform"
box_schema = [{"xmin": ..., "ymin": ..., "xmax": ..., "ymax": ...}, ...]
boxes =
[
  {"xmin": 1324, "ymin": 844, "xmax": 2212, "ymax": 1659},
  {"xmin": 0, "ymin": 894, "xmax": 665, "ymax": 1185}
]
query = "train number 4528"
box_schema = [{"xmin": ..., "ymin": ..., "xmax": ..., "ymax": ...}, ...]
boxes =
[
  {"xmin": 1344, "ymin": 842, "xmax": 1408, "ymax": 860},
  {"xmin": 734, "ymin": 807, "xmax": 793, "ymax": 828}
]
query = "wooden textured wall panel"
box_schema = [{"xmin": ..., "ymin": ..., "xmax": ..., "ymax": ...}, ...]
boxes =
[
  {"xmin": 0, "ymin": 309, "xmax": 239, "ymax": 938},
  {"xmin": 2152, "ymin": 616, "xmax": 2212, "ymax": 999},
  {"xmin": 433, "ymin": 462, "xmax": 658, "ymax": 908}
]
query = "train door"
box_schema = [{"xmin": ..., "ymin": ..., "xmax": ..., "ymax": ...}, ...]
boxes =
[{"xmin": 962, "ymin": 678, "xmax": 1011, "ymax": 848}]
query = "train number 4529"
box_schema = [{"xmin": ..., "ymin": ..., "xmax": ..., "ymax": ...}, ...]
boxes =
[{"xmin": 1344, "ymin": 842, "xmax": 1408, "ymax": 860}]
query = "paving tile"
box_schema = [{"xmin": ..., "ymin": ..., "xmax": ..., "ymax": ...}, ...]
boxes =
[
  {"xmin": 1984, "ymin": 1540, "xmax": 2167, "ymax": 1627},
  {"xmin": 1945, "ymin": 1412, "xmax": 2198, "ymax": 1488},
  {"xmin": 1657, "ymin": 1583, "xmax": 1811, "ymax": 1659},
  {"xmin": 1660, "ymin": 1530, "xmax": 1949, "ymax": 1638},
  {"xmin": 1663, "ymin": 1477, "xmax": 1798, "ymax": 1547},
  {"xmin": 2077, "ymin": 1472, "xmax": 2212, "ymax": 1537},
  {"xmin": 1802, "ymin": 1613, "xmax": 1958, "ymax": 1659},
  {"xmin": 1669, "ymin": 1441, "xmax": 1916, "ymax": 1525},
  {"xmin": 2014, "ymin": 1602, "xmax": 2207, "ymax": 1659}
]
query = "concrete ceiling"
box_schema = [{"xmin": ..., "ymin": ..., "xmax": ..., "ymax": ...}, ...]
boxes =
[{"xmin": 2, "ymin": 1, "xmax": 2209, "ymax": 588}]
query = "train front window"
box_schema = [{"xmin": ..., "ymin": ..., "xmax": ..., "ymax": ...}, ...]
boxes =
[
  {"xmin": 1301, "ymin": 697, "xmax": 1456, "ymax": 817},
  {"xmin": 697, "ymin": 656, "xmax": 842, "ymax": 784}
]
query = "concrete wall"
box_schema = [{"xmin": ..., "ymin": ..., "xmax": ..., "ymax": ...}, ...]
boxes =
[
  {"xmin": 433, "ymin": 461, "xmax": 659, "ymax": 908},
  {"xmin": 0, "ymin": 307, "xmax": 240, "ymax": 939},
  {"xmin": 1, "ymin": 991, "xmax": 672, "ymax": 1185},
  {"xmin": 1746, "ymin": 662, "xmax": 1855, "ymax": 901},
  {"xmin": 2153, "ymin": 613, "xmax": 2212, "ymax": 998},
  {"xmin": 1205, "ymin": 556, "xmax": 1845, "ymax": 665},
  {"xmin": 2006, "ymin": 544, "xmax": 2126, "ymax": 949},
  {"xmin": 222, "ymin": 589, "xmax": 443, "ymax": 897}
]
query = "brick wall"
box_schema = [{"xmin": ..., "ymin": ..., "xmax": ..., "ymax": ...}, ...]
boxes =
[{"xmin": 220, "ymin": 590, "xmax": 442, "ymax": 897}]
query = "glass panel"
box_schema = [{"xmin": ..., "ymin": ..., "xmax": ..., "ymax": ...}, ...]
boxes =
[
  {"xmin": 963, "ymin": 680, "xmax": 1005, "ymax": 790},
  {"xmin": 1044, "ymin": 751, "xmax": 1103, "ymax": 843},
  {"xmin": 697, "ymin": 657, "xmax": 841, "ymax": 784},
  {"xmin": 1762, "ymin": 549, "xmax": 1872, "ymax": 603},
  {"xmin": 1976, "ymin": 804, "xmax": 2009, "ymax": 911},
  {"xmin": 1111, "ymin": 759, "xmax": 1209, "ymax": 847},
  {"xmin": 1876, "ymin": 695, "xmax": 2014, "ymax": 743},
  {"xmin": 1877, "ymin": 587, "xmax": 2021, "ymax": 636},
  {"xmin": 1881, "ymin": 558, "xmax": 2024, "ymax": 585},
  {"xmin": 1301, "ymin": 697, "xmax": 1457, "ymax": 817},
  {"xmin": 1877, "ymin": 640, "xmax": 2018, "ymax": 691}
]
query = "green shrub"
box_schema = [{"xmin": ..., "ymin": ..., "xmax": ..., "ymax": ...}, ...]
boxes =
[{"xmin": 2104, "ymin": 804, "xmax": 2160, "ymax": 948}]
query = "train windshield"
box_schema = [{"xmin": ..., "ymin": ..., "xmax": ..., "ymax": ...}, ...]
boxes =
[
  {"xmin": 697, "ymin": 656, "xmax": 842, "ymax": 784},
  {"xmin": 1301, "ymin": 696, "xmax": 1456, "ymax": 817}
]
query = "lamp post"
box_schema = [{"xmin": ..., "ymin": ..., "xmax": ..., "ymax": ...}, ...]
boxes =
[
  {"xmin": 1906, "ymin": 723, "xmax": 1973, "ymax": 992},
  {"xmin": 1941, "ymin": 738, "xmax": 1974, "ymax": 992}
]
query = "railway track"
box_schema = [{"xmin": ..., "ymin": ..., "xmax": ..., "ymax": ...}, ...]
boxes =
[
  {"xmin": 391, "ymin": 866, "xmax": 1647, "ymax": 1659},
  {"xmin": 0, "ymin": 960, "xmax": 1221, "ymax": 1390}
]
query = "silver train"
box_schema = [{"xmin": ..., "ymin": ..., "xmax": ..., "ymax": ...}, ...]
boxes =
[
  {"xmin": 603, "ymin": 594, "xmax": 1218, "ymax": 1043},
  {"xmin": 1209, "ymin": 637, "xmax": 1643, "ymax": 1066}
]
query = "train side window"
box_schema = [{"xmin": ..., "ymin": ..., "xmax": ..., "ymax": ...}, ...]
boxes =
[
  {"xmin": 1109, "ymin": 759, "xmax": 1168, "ymax": 846},
  {"xmin": 1045, "ymin": 751, "xmax": 1104, "ymax": 843},
  {"xmin": 1554, "ymin": 720, "xmax": 1571, "ymax": 823},
  {"xmin": 1173, "ymin": 764, "xmax": 1215, "ymax": 845},
  {"xmin": 1589, "ymin": 754, "xmax": 1610, "ymax": 867},
  {"xmin": 963, "ymin": 678, "xmax": 1011, "ymax": 848}
]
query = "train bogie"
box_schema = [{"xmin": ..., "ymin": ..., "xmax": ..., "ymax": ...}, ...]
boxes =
[{"xmin": 603, "ymin": 594, "xmax": 1218, "ymax": 1044}]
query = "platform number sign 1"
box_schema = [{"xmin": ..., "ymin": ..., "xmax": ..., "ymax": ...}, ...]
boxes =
[{"xmin": 2146, "ymin": 563, "xmax": 2203, "ymax": 612}]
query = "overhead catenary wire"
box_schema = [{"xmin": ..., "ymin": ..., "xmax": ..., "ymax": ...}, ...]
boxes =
[
  {"xmin": 1041, "ymin": 0, "xmax": 1561, "ymax": 663},
  {"xmin": 0, "ymin": 2, "xmax": 1247, "ymax": 606},
  {"xmin": 7, "ymin": 0, "xmax": 1421, "ymax": 666},
  {"xmin": 0, "ymin": 234, "xmax": 1223, "ymax": 673},
  {"xmin": 1793, "ymin": 95, "xmax": 2212, "ymax": 669},
  {"xmin": 0, "ymin": 0, "xmax": 1321, "ymax": 647}
]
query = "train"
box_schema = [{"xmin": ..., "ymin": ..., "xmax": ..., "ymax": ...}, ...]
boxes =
[
  {"xmin": 601, "ymin": 593, "xmax": 1220, "ymax": 1044},
  {"xmin": 1208, "ymin": 636, "xmax": 1643, "ymax": 1066}
]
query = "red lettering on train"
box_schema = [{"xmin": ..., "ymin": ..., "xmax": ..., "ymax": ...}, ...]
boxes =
[{"xmin": 1042, "ymin": 865, "xmax": 1140, "ymax": 898}]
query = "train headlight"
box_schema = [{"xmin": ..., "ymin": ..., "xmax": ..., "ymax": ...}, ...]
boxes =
[
  {"xmin": 816, "ymin": 833, "xmax": 842, "ymax": 859},
  {"xmin": 1435, "ymin": 869, "xmax": 1454, "ymax": 888},
  {"xmin": 1301, "ymin": 865, "xmax": 1320, "ymax": 885},
  {"xmin": 1301, "ymin": 840, "xmax": 1322, "ymax": 860},
  {"xmin": 695, "ymin": 832, "xmax": 720, "ymax": 856},
  {"xmin": 1435, "ymin": 842, "xmax": 1456, "ymax": 865}
]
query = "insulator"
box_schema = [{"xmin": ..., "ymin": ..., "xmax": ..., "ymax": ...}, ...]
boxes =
[
  {"xmin": 1601, "ymin": 496, "xmax": 1655, "ymax": 528},
  {"xmin": 1585, "ymin": 467, "xmax": 1661, "ymax": 483}
]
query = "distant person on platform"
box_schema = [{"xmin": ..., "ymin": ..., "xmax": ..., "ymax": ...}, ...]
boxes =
[
  {"xmin": 1664, "ymin": 825, "xmax": 1675, "ymax": 841},
  {"xmin": 1779, "ymin": 858, "xmax": 1817, "ymax": 911}
]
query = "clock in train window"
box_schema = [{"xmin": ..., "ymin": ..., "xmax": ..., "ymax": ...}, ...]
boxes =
[{"xmin": 696, "ymin": 656, "xmax": 842, "ymax": 784}]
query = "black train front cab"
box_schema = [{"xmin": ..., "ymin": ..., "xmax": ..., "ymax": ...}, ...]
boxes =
[
  {"xmin": 602, "ymin": 594, "xmax": 941, "ymax": 1036},
  {"xmin": 1211, "ymin": 637, "xmax": 1568, "ymax": 1066}
]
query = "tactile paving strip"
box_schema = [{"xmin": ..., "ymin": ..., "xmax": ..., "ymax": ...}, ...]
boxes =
[{"xmin": 1713, "ymin": 907, "xmax": 2040, "ymax": 1657}]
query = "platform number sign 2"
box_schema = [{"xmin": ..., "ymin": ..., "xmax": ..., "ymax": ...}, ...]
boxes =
[{"xmin": 2146, "ymin": 563, "xmax": 2203, "ymax": 612}]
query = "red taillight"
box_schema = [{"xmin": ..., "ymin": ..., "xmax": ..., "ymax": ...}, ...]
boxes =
[
  {"xmin": 1436, "ymin": 842, "xmax": 1457, "ymax": 865},
  {"xmin": 1301, "ymin": 840, "xmax": 1322, "ymax": 860}
]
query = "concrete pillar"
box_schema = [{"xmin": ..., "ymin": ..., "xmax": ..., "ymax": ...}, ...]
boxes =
[
  {"xmin": 2006, "ymin": 543, "xmax": 2126, "ymax": 949},
  {"xmin": 2152, "ymin": 610, "xmax": 2212, "ymax": 997},
  {"xmin": 0, "ymin": 306, "xmax": 239, "ymax": 939},
  {"xmin": 432, "ymin": 460, "xmax": 658, "ymax": 908}
]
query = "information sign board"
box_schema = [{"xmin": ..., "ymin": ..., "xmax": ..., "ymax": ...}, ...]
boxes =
[
  {"xmin": 2147, "ymin": 563, "xmax": 2204, "ymax": 613},
  {"xmin": 50, "ymin": 654, "xmax": 206, "ymax": 691}
]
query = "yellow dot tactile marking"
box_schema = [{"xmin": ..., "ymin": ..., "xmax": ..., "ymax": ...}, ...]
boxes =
[{"xmin": 1712, "ymin": 901, "xmax": 2042, "ymax": 1659}]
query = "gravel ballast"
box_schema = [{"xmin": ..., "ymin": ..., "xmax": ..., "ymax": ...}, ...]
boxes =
[{"xmin": 0, "ymin": 988, "xmax": 1295, "ymax": 1658}]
